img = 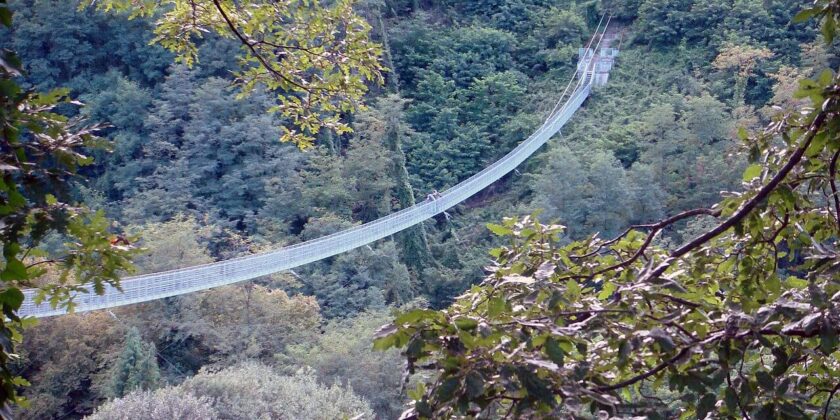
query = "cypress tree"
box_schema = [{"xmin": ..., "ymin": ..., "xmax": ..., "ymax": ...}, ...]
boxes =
[
  {"xmin": 377, "ymin": 10, "xmax": 400, "ymax": 93},
  {"xmin": 109, "ymin": 327, "xmax": 161, "ymax": 398},
  {"xmin": 384, "ymin": 112, "xmax": 433, "ymax": 272}
]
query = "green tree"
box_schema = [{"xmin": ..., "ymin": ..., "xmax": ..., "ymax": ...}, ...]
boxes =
[
  {"xmin": 17, "ymin": 312, "xmax": 125, "ymax": 419},
  {"xmin": 86, "ymin": 388, "xmax": 217, "ymax": 420},
  {"xmin": 377, "ymin": 3, "xmax": 840, "ymax": 418},
  {"xmin": 344, "ymin": 133, "xmax": 398, "ymax": 222},
  {"xmin": 91, "ymin": 362, "xmax": 372, "ymax": 420},
  {"xmin": 386, "ymin": 110, "xmax": 433, "ymax": 271},
  {"xmin": 176, "ymin": 285, "xmax": 321, "ymax": 364},
  {"xmin": 107, "ymin": 327, "xmax": 160, "ymax": 398},
  {"xmin": 8, "ymin": 0, "xmax": 170, "ymax": 90},
  {"xmin": 284, "ymin": 310, "xmax": 408, "ymax": 418},
  {"xmin": 636, "ymin": 0, "xmax": 693, "ymax": 44},
  {"xmin": 636, "ymin": 93, "xmax": 742, "ymax": 211},
  {"xmin": 713, "ymin": 43, "xmax": 774, "ymax": 107},
  {"xmin": 119, "ymin": 69, "xmax": 305, "ymax": 232},
  {"xmin": 129, "ymin": 216, "xmax": 214, "ymax": 274},
  {"xmin": 626, "ymin": 163, "xmax": 667, "ymax": 224},
  {"xmin": 541, "ymin": 8, "xmax": 587, "ymax": 48},
  {"xmin": 533, "ymin": 146, "xmax": 633, "ymax": 239},
  {"xmin": 84, "ymin": 0, "xmax": 384, "ymax": 148},
  {"xmin": 354, "ymin": 95, "xmax": 433, "ymax": 271},
  {"xmin": 177, "ymin": 362, "xmax": 373, "ymax": 420},
  {"xmin": 303, "ymin": 242, "xmax": 413, "ymax": 318}
]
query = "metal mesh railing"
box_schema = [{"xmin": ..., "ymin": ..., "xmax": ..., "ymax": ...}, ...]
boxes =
[{"xmin": 19, "ymin": 26, "xmax": 609, "ymax": 318}]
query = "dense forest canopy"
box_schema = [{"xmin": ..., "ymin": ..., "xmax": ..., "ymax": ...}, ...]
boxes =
[{"xmin": 1, "ymin": 0, "xmax": 838, "ymax": 418}]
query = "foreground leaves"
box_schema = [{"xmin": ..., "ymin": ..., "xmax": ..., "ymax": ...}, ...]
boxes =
[
  {"xmin": 0, "ymin": 2, "xmax": 138, "ymax": 414},
  {"xmin": 377, "ymin": 5, "xmax": 840, "ymax": 419}
]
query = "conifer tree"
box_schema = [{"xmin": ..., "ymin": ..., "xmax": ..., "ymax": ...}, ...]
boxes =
[
  {"xmin": 383, "ymin": 100, "xmax": 433, "ymax": 272},
  {"xmin": 108, "ymin": 327, "xmax": 160, "ymax": 398}
]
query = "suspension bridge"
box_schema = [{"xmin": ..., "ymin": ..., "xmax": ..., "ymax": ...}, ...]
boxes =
[{"xmin": 20, "ymin": 17, "xmax": 620, "ymax": 318}]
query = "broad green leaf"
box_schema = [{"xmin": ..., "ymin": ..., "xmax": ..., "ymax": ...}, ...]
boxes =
[
  {"xmin": 395, "ymin": 309, "xmax": 439, "ymax": 325},
  {"xmin": 487, "ymin": 297, "xmax": 506, "ymax": 317},
  {"xmin": 0, "ymin": 5, "xmax": 11, "ymax": 28},
  {"xmin": 792, "ymin": 8, "xmax": 819, "ymax": 23},
  {"xmin": 372, "ymin": 334, "xmax": 397, "ymax": 351},
  {"xmin": 0, "ymin": 259, "xmax": 26, "ymax": 282},
  {"xmin": 756, "ymin": 371, "xmax": 775, "ymax": 391},
  {"xmin": 516, "ymin": 368, "xmax": 553, "ymax": 403},
  {"xmin": 465, "ymin": 372, "xmax": 484, "ymax": 398},
  {"xmin": 407, "ymin": 383, "xmax": 426, "ymax": 401},
  {"xmin": 724, "ymin": 387, "xmax": 739, "ymax": 412},
  {"xmin": 544, "ymin": 338, "xmax": 565, "ymax": 366},
  {"xmin": 617, "ymin": 340, "xmax": 631, "ymax": 368},
  {"xmin": 696, "ymin": 393, "xmax": 717, "ymax": 419},
  {"xmin": 597, "ymin": 282, "xmax": 616, "ymax": 300},
  {"xmin": 823, "ymin": 15, "xmax": 836, "ymax": 44},
  {"xmin": 742, "ymin": 164, "xmax": 761, "ymax": 181},
  {"xmin": 565, "ymin": 279, "xmax": 581, "ymax": 298},
  {"xmin": 486, "ymin": 223, "xmax": 513, "ymax": 236},
  {"xmin": 785, "ymin": 276, "xmax": 808, "ymax": 289},
  {"xmin": 406, "ymin": 337, "xmax": 424, "ymax": 358},
  {"xmin": 436, "ymin": 377, "xmax": 460, "ymax": 403},
  {"xmin": 819, "ymin": 321, "xmax": 838, "ymax": 353},
  {"xmin": 454, "ymin": 317, "xmax": 478, "ymax": 330},
  {"xmin": 0, "ymin": 288, "xmax": 23, "ymax": 310}
]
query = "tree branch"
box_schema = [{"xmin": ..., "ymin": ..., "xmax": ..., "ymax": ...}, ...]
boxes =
[
  {"xmin": 726, "ymin": 368, "xmax": 751, "ymax": 420},
  {"xmin": 25, "ymin": 259, "xmax": 62, "ymax": 269},
  {"xmin": 641, "ymin": 106, "xmax": 832, "ymax": 282},
  {"xmin": 825, "ymin": 382, "xmax": 840, "ymax": 420},
  {"xmin": 591, "ymin": 315, "xmax": 837, "ymax": 395},
  {"xmin": 211, "ymin": 0, "xmax": 309, "ymax": 92},
  {"xmin": 576, "ymin": 208, "xmax": 719, "ymax": 260},
  {"xmin": 591, "ymin": 208, "xmax": 720, "ymax": 277},
  {"xmin": 594, "ymin": 346, "xmax": 692, "ymax": 392}
]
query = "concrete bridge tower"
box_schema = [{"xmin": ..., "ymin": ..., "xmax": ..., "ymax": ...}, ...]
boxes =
[{"xmin": 577, "ymin": 27, "xmax": 621, "ymax": 87}]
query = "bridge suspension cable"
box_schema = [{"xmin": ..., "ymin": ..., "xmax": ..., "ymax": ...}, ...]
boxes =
[
  {"xmin": 545, "ymin": 14, "xmax": 608, "ymax": 120},
  {"xmin": 19, "ymin": 18, "xmax": 616, "ymax": 318}
]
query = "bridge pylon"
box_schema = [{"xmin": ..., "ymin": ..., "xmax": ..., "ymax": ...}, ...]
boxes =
[{"xmin": 577, "ymin": 26, "xmax": 622, "ymax": 87}]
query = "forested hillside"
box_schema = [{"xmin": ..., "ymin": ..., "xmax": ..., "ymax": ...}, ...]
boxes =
[{"xmin": 2, "ymin": 0, "xmax": 833, "ymax": 418}]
